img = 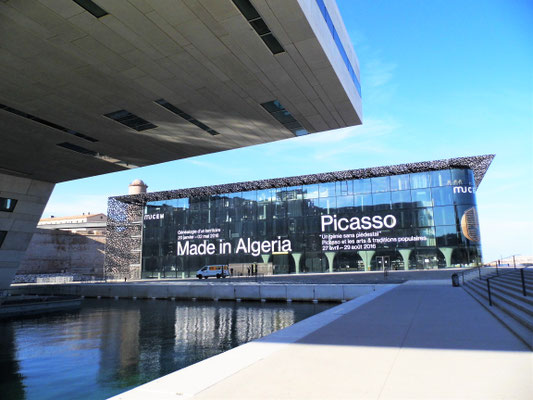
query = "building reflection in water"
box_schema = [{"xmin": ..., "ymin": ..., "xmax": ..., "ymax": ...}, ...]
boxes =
[
  {"xmin": 1, "ymin": 299, "xmax": 331, "ymax": 400},
  {"xmin": 173, "ymin": 303, "xmax": 299, "ymax": 364},
  {"xmin": 0, "ymin": 324, "xmax": 25, "ymax": 399},
  {"xmin": 97, "ymin": 305, "xmax": 141, "ymax": 388}
]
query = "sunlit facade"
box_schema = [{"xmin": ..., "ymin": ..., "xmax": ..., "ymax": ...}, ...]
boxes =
[{"xmin": 135, "ymin": 164, "xmax": 490, "ymax": 279}]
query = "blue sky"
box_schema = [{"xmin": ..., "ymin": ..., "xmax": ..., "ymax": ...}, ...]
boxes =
[{"xmin": 44, "ymin": 0, "xmax": 533, "ymax": 262}]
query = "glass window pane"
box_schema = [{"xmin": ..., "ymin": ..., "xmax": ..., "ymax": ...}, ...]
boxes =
[
  {"xmin": 304, "ymin": 216, "xmax": 321, "ymax": 233},
  {"xmin": 411, "ymin": 188, "xmax": 432, "ymax": 207},
  {"xmin": 241, "ymin": 191, "xmax": 257, "ymax": 201},
  {"xmin": 285, "ymin": 186, "xmax": 303, "ymax": 200},
  {"xmin": 273, "ymin": 200, "xmax": 287, "ymax": 218},
  {"xmin": 430, "ymin": 170, "xmax": 452, "ymax": 187},
  {"xmin": 391, "ymin": 190, "xmax": 411, "ymax": 209},
  {"xmin": 336, "ymin": 195, "xmax": 354, "ymax": 209},
  {"xmin": 436, "ymin": 225, "xmax": 460, "ymax": 246},
  {"xmin": 432, "ymin": 186, "xmax": 454, "ymax": 206},
  {"xmin": 288, "ymin": 217, "xmax": 303, "ymax": 235},
  {"xmin": 226, "ymin": 192, "xmax": 242, "ymax": 199},
  {"xmin": 453, "ymin": 188, "xmax": 477, "ymax": 206},
  {"xmin": 303, "ymin": 184, "xmax": 319, "ymax": 199},
  {"xmin": 451, "ymin": 168, "xmax": 475, "ymax": 186},
  {"xmin": 319, "ymin": 182, "xmax": 336, "ymax": 197},
  {"xmin": 287, "ymin": 199, "xmax": 303, "ymax": 217},
  {"xmin": 273, "ymin": 218, "xmax": 287, "ymax": 236},
  {"xmin": 434, "ymin": 206, "xmax": 456, "ymax": 226},
  {"xmin": 371, "ymin": 176, "xmax": 390, "ymax": 193},
  {"xmin": 418, "ymin": 227, "xmax": 436, "ymax": 247},
  {"xmin": 336, "ymin": 180, "xmax": 353, "ymax": 196},
  {"xmin": 273, "ymin": 187, "xmax": 286, "ymax": 201},
  {"xmin": 0, "ymin": 197, "xmax": 18, "ymax": 212},
  {"xmin": 466, "ymin": 169, "xmax": 475, "ymax": 187},
  {"xmin": 353, "ymin": 179, "xmax": 372, "ymax": 194},
  {"xmin": 390, "ymin": 174, "xmax": 410, "ymax": 191},
  {"xmin": 257, "ymin": 189, "xmax": 272, "ymax": 202},
  {"xmin": 232, "ymin": 0, "xmax": 260, "ymax": 20},
  {"xmin": 416, "ymin": 208, "xmax": 434, "ymax": 227},
  {"xmin": 396, "ymin": 210, "xmax": 415, "ymax": 228},
  {"xmin": 372, "ymin": 192, "xmax": 391, "ymax": 210},
  {"xmin": 319, "ymin": 197, "xmax": 336, "ymax": 214},
  {"xmin": 249, "ymin": 18, "xmax": 269, "ymax": 35},
  {"xmin": 410, "ymin": 172, "xmax": 429, "ymax": 189},
  {"xmin": 303, "ymin": 198, "xmax": 320, "ymax": 216},
  {"xmin": 257, "ymin": 202, "xmax": 271, "ymax": 220},
  {"xmin": 354, "ymin": 194, "xmax": 373, "ymax": 211}
]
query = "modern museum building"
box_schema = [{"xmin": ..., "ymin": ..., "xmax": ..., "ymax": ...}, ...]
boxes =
[{"xmin": 104, "ymin": 155, "xmax": 494, "ymax": 280}]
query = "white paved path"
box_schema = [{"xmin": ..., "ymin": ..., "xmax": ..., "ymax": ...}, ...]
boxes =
[{"xmin": 113, "ymin": 282, "xmax": 532, "ymax": 400}]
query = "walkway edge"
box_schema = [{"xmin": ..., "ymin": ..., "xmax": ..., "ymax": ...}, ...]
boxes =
[{"xmin": 109, "ymin": 284, "xmax": 399, "ymax": 400}]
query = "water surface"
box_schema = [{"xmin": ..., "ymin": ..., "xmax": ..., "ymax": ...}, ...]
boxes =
[{"xmin": 0, "ymin": 299, "xmax": 332, "ymax": 399}]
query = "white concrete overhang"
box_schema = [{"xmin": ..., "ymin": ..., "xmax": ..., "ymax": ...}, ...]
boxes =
[{"xmin": 0, "ymin": 0, "xmax": 362, "ymax": 183}]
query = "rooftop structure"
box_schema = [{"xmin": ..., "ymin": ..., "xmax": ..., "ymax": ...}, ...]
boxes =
[
  {"xmin": 128, "ymin": 179, "xmax": 148, "ymax": 195},
  {"xmin": 38, "ymin": 213, "xmax": 106, "ymax": 225},
  {"xmin": 37, "ymin": 213, "xmax": 107, "ymax": 234}
]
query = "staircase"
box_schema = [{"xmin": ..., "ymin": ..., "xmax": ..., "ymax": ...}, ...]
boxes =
[{"xmin": 463, "ymin": 269, "xmax": 533, "ymax": 350}]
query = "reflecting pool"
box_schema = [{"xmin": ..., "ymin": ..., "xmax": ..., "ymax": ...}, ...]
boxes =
[{"xmin": 0, "ymin": 299, "xmax": 333, "ymax": 399}]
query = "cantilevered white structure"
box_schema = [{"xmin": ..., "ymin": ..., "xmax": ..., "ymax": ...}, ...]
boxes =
[{"xmin": 0, "ymin": 0, "xmax": 362, "ymax": 292}]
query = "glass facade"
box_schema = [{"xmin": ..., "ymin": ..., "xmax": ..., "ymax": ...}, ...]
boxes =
[{"xmin": 141, "ymin": 168, "xmax": 482, "ymax": 278}]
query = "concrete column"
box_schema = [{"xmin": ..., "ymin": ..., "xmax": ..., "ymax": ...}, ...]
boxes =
[
  {"xmin": 324, "ymin": 251, "xmax": 336, "ymax": 273},
  {"xmin": 398, "ymin": 249, "xmax": 412, "ymax": 270},
  {"xmin": 439, "ymin": 247, "xmax": 454, "ymax": 269},
  {"xmin": 358, "ymin": 251, "xmax": 375, "ymax": 271},
  {"xmin": 0, "ymin": 173, "xmax": 54, "ymax": 294},
  {"xmin": 292, "ymin": 252, "xmax": 302, "ymax": 274}
]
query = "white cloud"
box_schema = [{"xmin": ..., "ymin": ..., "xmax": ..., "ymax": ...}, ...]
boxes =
[
  {"xmin": 304, "ymin": 118, "xmax": 400, "ymax": 161},
  {"xmin": 365, "ymin": 57, "xmax": 397, "ymax": 89}
]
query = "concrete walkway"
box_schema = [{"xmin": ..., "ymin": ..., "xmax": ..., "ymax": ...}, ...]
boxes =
[{"xmin": 113, "ymin": 282, "xmax": 532, "ymax": 400}]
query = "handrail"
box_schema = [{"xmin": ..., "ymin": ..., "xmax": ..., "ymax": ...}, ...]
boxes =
[
  {"xmin": 520, "ymin": 268, "xmax": 530, "ymax": 297},
  {"xmin": 459, "ymin": 264, "xmax": 494, "ymax": 285},
  {"xmin": 485, "ymin": 266, "xmax": 530, "ymax": 306}
]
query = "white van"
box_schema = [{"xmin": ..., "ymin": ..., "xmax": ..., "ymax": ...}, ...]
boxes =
[{"xmin": 196, "ymin": 265, "xmax": 230, "ymax": 279}]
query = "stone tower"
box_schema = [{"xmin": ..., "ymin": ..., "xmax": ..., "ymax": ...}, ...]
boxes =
[{"xmin": 128, "ymin": 179, "xmax": 147, "ymax": 195}]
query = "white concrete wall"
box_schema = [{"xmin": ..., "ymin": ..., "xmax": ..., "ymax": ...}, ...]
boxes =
[
  {"xmin": 0, "ymin": 173, "xmax": 54, "ymax": 292},
  {"xmin": 10, "ymin": 282, "xmax": 389, "ymax": 302},
  {"xmin": 296, "ymin": 0, "xmax": 363, "ymax": 120}
]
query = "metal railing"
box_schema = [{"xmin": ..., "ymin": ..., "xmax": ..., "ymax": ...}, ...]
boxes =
[
  {"xmin": 459, "ymin": 264, "xmax": 496, "ymax": 285},
  {"xmin": 484, "ymin": 267, "xmax": 530, "ymax": 306}
]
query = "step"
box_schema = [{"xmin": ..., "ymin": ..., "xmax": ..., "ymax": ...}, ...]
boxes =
[
  {"xmin": 496, "ymin": 270, "xmax": 533, "ymax": 281},
  {"xmin": 462, "ymin": 285, "xmax": 533, "ymax": 350},
  {"xmin": 466, "ymin": 280, "xmax": 533, "ymax": 317},
  {"xmin": 467, "ymin": 278, "xmax": 533, "ymax": 309},
  {"xmin": 490, "ymin": 275, "xmax": 533, "ymax": 291},
  {"xmin": 464, "ymin": 281, "xmax": 533, "ymax": 330},
  {"xmin": 494, "ymin": 276, "xmax": 533, "ymax": 292},
  {"xmin": 468, "ymin": 274, "xmax": 533, "ymax": 299},
  {"xmin": 488, "ymin": 281, "xmax": 533, "ymax": 305}
]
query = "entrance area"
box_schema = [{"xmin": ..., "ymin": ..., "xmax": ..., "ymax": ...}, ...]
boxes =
[{"xmin": 375, "ymin": 256, "xmax": 390, "ymax": 271}]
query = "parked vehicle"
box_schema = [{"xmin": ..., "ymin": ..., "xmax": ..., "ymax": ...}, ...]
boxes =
[{"xmin": 196, "ymin": 265, "xmax": 230, "ymax": 279}]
